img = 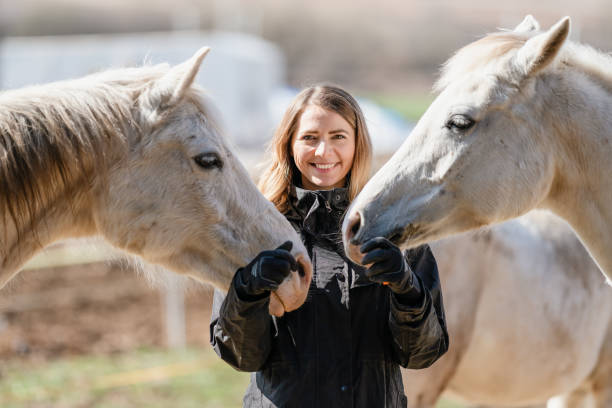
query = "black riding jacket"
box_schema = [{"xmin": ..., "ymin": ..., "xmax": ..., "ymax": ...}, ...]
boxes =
[{"xmin": 210, "ymin": 187, "xmax": 448, "ymax": 407}]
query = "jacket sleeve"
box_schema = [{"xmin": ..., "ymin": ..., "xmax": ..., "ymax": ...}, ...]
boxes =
[
  {"xmin": 388, "ymin": 244, "xmax": 449, "ymax": 369},
  {"xmin": 209, "ymin": 271, "xmax": 274, "ymax": 372}
]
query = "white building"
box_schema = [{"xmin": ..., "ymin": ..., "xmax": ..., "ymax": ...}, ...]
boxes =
[{"xmin": 0, "ymin": 30, "xmax": 285, "ymax": 147}]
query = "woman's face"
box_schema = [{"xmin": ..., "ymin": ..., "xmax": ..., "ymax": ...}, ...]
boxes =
[{"xmin": 291, "ymin": 105, "xmax": 356, "ymax": 190}]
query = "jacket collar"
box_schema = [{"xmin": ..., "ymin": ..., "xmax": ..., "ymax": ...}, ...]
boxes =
[
  {"xmin": 291, "ymin": 186, "xmax": 349, "ymax": 217},
  {"xmin": 287, "ymin": 185, "xmax": 372, "ymax": 288},
  {"xmin": 286, "ymin": 185, "xmax": 348, "ymax": 255}
]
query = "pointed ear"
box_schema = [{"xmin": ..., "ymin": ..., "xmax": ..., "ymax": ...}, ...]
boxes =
[
  {"xmin": 514, "ymin": 15, "xmax": 540, "ymax": 33},
  {"xmin": 141, "ymin": 47, "xmax": 210, "ymax": 118},
  {"xmin": 515, "ymin": 17, "xmax": 570, "ymax": 76}
]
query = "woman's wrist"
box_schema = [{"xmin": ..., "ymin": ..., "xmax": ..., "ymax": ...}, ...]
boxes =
[
  {"xmin": 390, "ymin": 269, "xmax": 424, "ymax": 305},
  {"xmin": 233, "ymin": 268, "xmax": 270, "ymax": 302}
]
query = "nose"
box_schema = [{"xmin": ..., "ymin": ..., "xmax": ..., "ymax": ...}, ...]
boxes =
[
  {"xmin": 345, "ymin": 210, "xmax": 364, "ymax": 244},
  {"xmin": 314, "ymin": 141, "xmax": 328, "ymax": 156}
]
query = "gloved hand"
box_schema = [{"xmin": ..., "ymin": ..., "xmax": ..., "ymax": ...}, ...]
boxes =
[
  {"xmin": 237, "ymin": 241, "xmax": 298, "ymax": 298},
  {"xmin": 360, "ymin": 237, "xmax": 416, "ymax": 294}
]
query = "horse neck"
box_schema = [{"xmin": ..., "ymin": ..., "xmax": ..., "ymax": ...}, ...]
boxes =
[
  {"xmin": 541, "ymin": 69, "xmax": 612, "ymax": 283},
  {"xmin": 0, "ymin": 87, "xmax": 132, "ymax": 286},
  {"xmin": 1, "ymin": 192, "xmax": 97, "ymax": 286}
]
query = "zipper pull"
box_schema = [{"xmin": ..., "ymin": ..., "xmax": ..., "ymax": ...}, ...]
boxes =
[{"xmin": 324, "ymin": 200, "xmax": 332, "ymax": 212}]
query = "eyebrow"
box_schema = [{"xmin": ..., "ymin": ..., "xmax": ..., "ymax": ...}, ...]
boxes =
[{"xmin": 299, "ymin": 128, "xmax": 350, "ymax": 135}]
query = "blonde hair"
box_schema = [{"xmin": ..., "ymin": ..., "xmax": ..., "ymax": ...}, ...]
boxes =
[{"xmin": 258, "ymin": 84, "xmax": 373, "ymax": 213}]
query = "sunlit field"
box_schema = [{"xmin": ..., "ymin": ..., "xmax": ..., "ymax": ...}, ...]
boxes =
[
  {"xmin": 1, "ymin": 347, "xmax": 466, "ymax": 408},
  {"xmin": 1, "ymin": 348, "xmax": 249, "ymax": 408}
]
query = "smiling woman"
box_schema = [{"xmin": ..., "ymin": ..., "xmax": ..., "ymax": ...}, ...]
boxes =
[
  {"xmin": 258, "ymin": 85, "xmax": 373, "ymax": 213},
  {"xmin": 209, "ymin": 84, "xmax": 449, "ymax": 408},
  {"xmin": 291, "ymin": 104, "xmax": 356, "ymax": 190}
]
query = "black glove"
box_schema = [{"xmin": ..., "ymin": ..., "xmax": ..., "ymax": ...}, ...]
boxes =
[
  {"xmin": 360, "ymin": 237, "xmax": 416, "ymax": 294},
  {"xmin": 236, "ymin": 241, "xmax": 298, "ymax": 299}
]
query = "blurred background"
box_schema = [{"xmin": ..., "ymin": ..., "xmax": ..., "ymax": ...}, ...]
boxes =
[{"xmin": 1, "ymin": 1, "xmax": 610, "ymax": 407}]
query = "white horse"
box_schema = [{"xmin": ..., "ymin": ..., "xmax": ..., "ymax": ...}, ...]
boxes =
[
  {"xmin": 341, "ymin": 15, "xmax": 612, "ymax": 285},
  {"xmin": 0, "ymin": 49, "xmax": 311, "ymax": 316},
  {"xmin": 402, "ymin": 211, "xmax": 612, "ymax": 408}
]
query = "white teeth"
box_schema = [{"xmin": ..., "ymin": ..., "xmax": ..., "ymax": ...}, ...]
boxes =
[{"xmin": 314, "ymin": 163, "xmax": 336, "ymax": 169}]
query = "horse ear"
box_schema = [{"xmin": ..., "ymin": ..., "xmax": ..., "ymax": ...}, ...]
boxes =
[
  {"xmin": 142, "ymin": 47, "xmax": 210, "ymax": 116},
  {"xmin": 514, "ymin": 15, "xmax": 540, "ymax": 33},
  {"xmin": 515, "ymin": 17, "xmax": 570, "ymax": 77},
  {"xmin": 167, "ymin": 47, "xmax": 210, "ymax": 106}
]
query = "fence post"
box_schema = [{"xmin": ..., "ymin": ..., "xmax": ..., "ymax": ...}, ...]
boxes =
[{"xmin": 162, "ymin": 277, "xmax": 186, "ymax": 348}]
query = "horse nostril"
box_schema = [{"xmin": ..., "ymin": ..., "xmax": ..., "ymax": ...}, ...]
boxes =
[{"xmin": 346, "ymin": 211, "xmax": 363, "ymax": 244}]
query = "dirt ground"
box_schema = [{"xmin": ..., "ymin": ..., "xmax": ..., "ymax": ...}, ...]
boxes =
[{"xmin": 0, "ymin": 262, "xmax": 214, "ymax": 362}]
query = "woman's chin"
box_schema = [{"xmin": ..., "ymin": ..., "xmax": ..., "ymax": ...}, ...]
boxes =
[{"xmin": 305, "ymin": 176, "xmax": 344, "ymax": 190}]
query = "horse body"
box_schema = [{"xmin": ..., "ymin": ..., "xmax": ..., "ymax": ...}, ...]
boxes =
[
  {"xmin": 342, "ymin": 15, "xmax": 612, "ymax": 285},
  {"xmin": 403, "ymin": 211, "xmax": 612, "ymax": 407},
  {"xmin": 0, "ymin": 49, "xmax": 312, "ymax": 316}
]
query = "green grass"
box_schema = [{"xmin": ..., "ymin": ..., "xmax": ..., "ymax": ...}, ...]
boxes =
[
  {"xmin": 0, "ymin": 347, "xmax": 249, "ymax": 408},
  {"xmin": 437, "ymin": 398, "xmax": 468, "ymax": 408},
  {"xmin": 367, "ymin": 93, "xmax": 436, "ymax": 122},
  {"xmin": 0, "ymin": 347, "xmax": 466, "ymax": 407}
]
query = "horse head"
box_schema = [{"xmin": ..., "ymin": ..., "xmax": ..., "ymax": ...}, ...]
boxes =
[
  {"xmin": 0, "ymin": 49, "xmax": 312, "ymax": 316},
  {"xmin": 342, "ymin": 16, "xmax": 571, "ymax": 263}
]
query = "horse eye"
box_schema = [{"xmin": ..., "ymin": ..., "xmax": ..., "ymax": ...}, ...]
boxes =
[
  {"xmin": 446, "ymin": 114, "xmax": 475, "ymax": 131},
  {"xmin": 193, "ymin": 152, "xmax": 223, "ymax": 170}
]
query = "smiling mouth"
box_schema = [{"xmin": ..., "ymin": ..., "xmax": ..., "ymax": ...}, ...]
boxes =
[{"xmin": 311, "ymin": 163, "xmax": 339, "ymax": 171}]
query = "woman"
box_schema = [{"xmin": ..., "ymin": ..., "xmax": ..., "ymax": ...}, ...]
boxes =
[{"xmin": 210, "ymin": 85, "xmax": 448, "ymax": 407}]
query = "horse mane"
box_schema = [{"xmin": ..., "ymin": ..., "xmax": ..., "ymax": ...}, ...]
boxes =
[
  {"xmin": 562, "ymin": 42, "xmax": 612, "ymax": 92},
  {"xmin": 0, "ymin": 65, "xmax": 169, "ymax": 239},
  {"xmin": 434, "ymin": 32, "xmax": 528, "ymax": 92},
  {"xmin": 434, "ymin": 29, "xmax": 612, "ymax": 93}
]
